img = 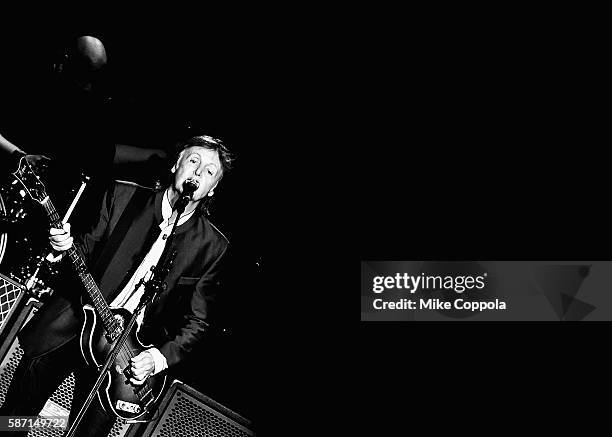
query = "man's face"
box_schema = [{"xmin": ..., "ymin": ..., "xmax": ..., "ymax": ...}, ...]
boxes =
[{"xmin": 172, "ymin": 146, "xmax": 222, "ymax": 201}]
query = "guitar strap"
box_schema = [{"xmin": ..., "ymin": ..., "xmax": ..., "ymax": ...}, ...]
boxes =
[{"xmin": 93, "ymin": 185, "xmax": 155, "ymax": 281}]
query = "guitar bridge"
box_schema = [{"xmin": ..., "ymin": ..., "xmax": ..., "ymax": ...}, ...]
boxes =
[{"xmin": 116, "ymin": 399, "xmax": 141, "ymax": 414}]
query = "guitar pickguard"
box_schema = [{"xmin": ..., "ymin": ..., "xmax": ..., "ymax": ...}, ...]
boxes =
[{"xmin": 81, "ymin": 305, "xmax": 167, "ymax": 419}]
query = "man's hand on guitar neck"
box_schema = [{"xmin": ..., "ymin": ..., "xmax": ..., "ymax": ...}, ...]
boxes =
[{"xmin": 49, "ymin": 223, "xmax": 73, "ymax": 255}]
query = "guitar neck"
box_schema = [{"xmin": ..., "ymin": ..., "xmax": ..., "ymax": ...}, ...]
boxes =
[{"xmin": 41, "ymin": 197, "xmax": 118, "ymax": 334}]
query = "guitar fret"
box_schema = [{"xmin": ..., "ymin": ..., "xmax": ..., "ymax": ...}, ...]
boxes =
[{"xmin": 62, "ymin": 230, "xmax": 116, "ymax": 333}]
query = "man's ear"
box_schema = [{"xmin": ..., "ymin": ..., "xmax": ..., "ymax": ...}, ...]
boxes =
[
  {"xmin": 171, "ymin": 151, "xmax": 185, "ymax": 173},
  {"xmin": 208, "ymin": 181, "xmax": 219, "ymax": 196}
]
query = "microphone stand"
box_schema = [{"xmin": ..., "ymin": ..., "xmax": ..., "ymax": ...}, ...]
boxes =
[{"xmin": 65, "ymin": 192, "xmax": 192, "ymax": 436}]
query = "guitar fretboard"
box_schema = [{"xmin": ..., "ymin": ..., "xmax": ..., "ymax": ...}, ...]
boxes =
[{"xmin": 41, "ymin": 198, "xmax": 119, "ymax": 335}]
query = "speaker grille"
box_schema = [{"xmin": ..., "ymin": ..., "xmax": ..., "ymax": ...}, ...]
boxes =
[
  {"xmin": 108, "ymin": 418, "xmax": 129, "ymax": 437},
  {"xmin": 48, "ymin": 373, "xmax": 75, "ymax": 413},
  {"xmin": 0, "ymin": 338, "xmax": 22, "ymax": 406},
  {"xmin": 154, "ymin": 391, "xmax": 253, "ymax": 437},
  {"xmin": 0, "ymin": 275, "xmax": 21, "ymax": 328},
  {"xmin": 0, "ymin": 340, "xmax": 76, "ymax": 436}
]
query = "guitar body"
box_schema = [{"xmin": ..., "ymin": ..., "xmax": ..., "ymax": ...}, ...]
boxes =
[{"xmin": 80, "ymin": 305, "xmax": 167, "ymax": 420}]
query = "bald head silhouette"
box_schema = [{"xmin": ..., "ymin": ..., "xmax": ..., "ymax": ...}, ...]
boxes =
[
  {"xmin": 62, "ymin": 36, "xmax": 107, "ymax": 92},
  {"xmin": 73, "ymin": 36, "xmax": 107, "ymax": 70}
]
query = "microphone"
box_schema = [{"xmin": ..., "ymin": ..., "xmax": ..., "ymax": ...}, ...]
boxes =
[{"xmin": 174, "ymin": 179, "xmax": 199, "ymax": 214}]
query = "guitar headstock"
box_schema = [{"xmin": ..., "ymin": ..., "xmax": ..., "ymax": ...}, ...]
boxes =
[{"xmin": 11, "ymin": 155, "xmax": 49, "ymax": 204}]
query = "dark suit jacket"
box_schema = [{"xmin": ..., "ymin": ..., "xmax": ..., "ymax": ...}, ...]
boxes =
[{"xmin": 19, "ymin": 181, "xmax": 229, "ymax": 369}]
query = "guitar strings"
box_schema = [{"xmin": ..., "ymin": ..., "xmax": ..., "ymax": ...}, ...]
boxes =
[{"xmin": 44, "ymin": 193, "xmax": 153, "ymax": 408}]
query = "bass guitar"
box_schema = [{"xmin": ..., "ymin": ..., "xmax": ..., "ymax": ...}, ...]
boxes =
[{"xmin": 11, "ymin": 156, "xmax": 166, "ymax": 420}]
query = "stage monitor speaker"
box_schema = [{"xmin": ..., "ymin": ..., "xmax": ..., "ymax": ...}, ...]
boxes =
[
  {"xmin": 0, "ymin": 274, "xmax": 77, "ymax": 437},
  {"xmin": 0, "ymin": 273, "xmax": 26, "ymax": 333},
  {"xmin": 0, "ymin": 273, "xmax": 32, "ymax": 364},
  {"xmin": 0, "ymin": 273, "xmax": 133, "ymax": 437},
  {"xmin": 132, "ymin": 379, "xmax": 255, "ymax": 437}
]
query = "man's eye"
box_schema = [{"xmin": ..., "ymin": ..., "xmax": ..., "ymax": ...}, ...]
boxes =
[
  {"xmin": 190, "ymin": 158, "xmax": 198, "ymax": 164},
  {"xmin": 207, "ymin": 170, "xmax": 213, "ymax": 175}
]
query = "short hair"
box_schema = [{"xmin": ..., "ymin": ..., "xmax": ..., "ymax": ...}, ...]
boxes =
[
  {"xmin": 171, "ymin": 135, "xmax": 235, "ymax": 217},
  {"xmin": 175, "ymin": 135, "xmax": 234, "ymax": 177}
]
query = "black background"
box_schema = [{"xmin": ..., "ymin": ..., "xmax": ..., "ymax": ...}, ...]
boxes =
[{"xmin": 356, "ymin": 18, "xmax": 609, "ymax": 436}]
